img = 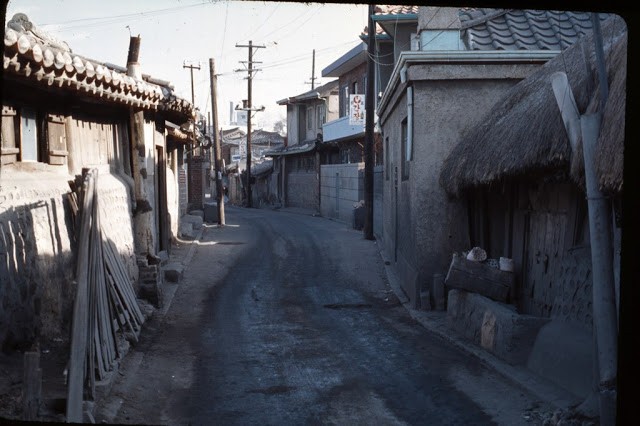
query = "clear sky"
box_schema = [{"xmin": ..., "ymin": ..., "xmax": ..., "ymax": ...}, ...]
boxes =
[{"xmin": 5, "ymin": 0, "xmax": 370, "ymax": 129}]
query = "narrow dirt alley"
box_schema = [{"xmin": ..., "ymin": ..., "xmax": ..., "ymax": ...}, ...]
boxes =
[{"xmin": 95, "ymin": 206, "xmax": 548, "ymax": 426}]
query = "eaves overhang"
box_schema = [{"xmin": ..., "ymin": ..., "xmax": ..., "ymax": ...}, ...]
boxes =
[
  {"xmin": 322, "ymin": 42, "xmax": 367, "ymax": 78},
  {"xmin": 277, "ymin": 91, "xmax": 321, "ymax": 105},
  {"xmin": 372, "ymin": 14, "xmax": 418, "ymax": 22},
  {"xmin": 377, "ymin": 49, "xmax": 560, "ymax": 117},
  {"xmin": 265, "ymin": 141, "xmax": 316, "ymax": 157}
]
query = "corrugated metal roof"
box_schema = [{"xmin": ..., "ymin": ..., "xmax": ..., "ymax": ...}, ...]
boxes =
[{"xmin": 460, "ymin": 8, "xmax": 614, "ymax": 51}]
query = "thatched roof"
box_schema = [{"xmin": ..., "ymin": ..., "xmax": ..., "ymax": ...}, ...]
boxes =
[{"xmin": 440, "ymin": 14, "xmax": 627, "ymax": 197}]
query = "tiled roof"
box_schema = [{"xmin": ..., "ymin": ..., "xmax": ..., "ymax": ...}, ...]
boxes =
[
  {"xmin": 375, "ymin": 5, "xmax": 419, "ymax": 15},
  {"xmin": 460, "ymin": 8, "xmax": 613, "ymax": 50},
  {"xmin": 3, "ymin": 14, "xmax": 194, "ymax": 119},
  {"xmin": 264, "ymin": 141, "xmax": 316, "ymax": 157},
  {"xmin": 360, "ymin": 4, "xmax": 418, "ymax": 38}
]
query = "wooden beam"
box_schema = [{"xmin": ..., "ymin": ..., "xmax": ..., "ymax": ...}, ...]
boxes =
[
  {"xmin": 22, "ymin": 351, "xmax": 42, "ymax": 421},
  {"xmin": 66, "ymin": 168, "xmax": 96, "ymax": 423}
]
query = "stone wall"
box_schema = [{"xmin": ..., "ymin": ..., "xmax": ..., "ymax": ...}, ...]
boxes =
[{"xmin": 287, "ymin": 171, "xmax": 318, "ymax": 211}]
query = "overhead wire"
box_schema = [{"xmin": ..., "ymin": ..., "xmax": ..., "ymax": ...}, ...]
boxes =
[{"xmin": 40, "ymin": 1, "xmax": 213, "ymax": 32}]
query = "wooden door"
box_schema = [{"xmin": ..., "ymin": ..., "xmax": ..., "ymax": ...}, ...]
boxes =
[
  {"xmin": 520, "ymin": 182, "xmax": 572, "ymax": 317},
  {"xmin": 47, "ymin": 114, "xmax": 68, "ymax": 166}
]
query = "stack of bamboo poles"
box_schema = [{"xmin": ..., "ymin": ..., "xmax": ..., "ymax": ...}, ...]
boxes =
[{"xmin": 65, "ymin": 168, "xmax": 145, "ymax": 422}]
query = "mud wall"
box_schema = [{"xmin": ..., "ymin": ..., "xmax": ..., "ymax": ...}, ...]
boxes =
[{"xmin": 0, "ymin": 165, "xmax": 137, "ymax": 350}]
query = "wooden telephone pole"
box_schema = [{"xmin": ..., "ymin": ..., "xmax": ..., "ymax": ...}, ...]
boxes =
[
  {"xmin": 235, "ymin": 40, "xmax": 265, "ymax": 208},
  {"xmin": 305, "ymin": 49, "xmax": 317, "ymax": 89},
  {"xmin": 363, "ymin": 4, "xmax": 375, "ymax": 240},
  {"xmin": 183, "ymin": 61, "xmax": 201, "ymax": 209},
  {"xmin": 209, "ymin": 58, "xmax": 225, "ymax": 225}
]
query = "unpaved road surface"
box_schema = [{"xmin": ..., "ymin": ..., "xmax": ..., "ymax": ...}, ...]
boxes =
[{"xmin": 95, "ymin": 207, "xmax": 545, "ymax": 425}]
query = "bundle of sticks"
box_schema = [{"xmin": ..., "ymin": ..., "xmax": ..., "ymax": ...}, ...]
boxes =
[{"xmin": 65, "ymin": 168, "xmax": 145, "ymax": 422}]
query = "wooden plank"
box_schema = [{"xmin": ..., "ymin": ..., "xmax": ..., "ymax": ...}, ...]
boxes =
[
  {"xmin": 106, "ymin": 274, "xmax": 125, "ymax": 326},
  {"xmin": 66, "ymin": 169, "xmax": 95, "ymax": 423},
  {"xmin": 445, "ymin": 253, "xmax": 514, "ymax": 303},
  {"xmin": 103, "ymin": 245, "xmax": 141, "ymax": 331},
  {"xmin": 22, "ymin": 351, "xmax": 41, "ymax": 421},
  {"xmin": 106, "ymin": 273, "xmax": 139, "ymax": 342},
  {"xmin": 105, "ymin": 240, "xmax": 144, "ymax": 324},
  {"xmin": 93, "ymin": 192, "xmax": 115, "ymax": 372}
]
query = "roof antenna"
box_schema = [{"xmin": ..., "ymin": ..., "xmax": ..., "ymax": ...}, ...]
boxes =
[{"xmin": 126, "ymin": 25, "xmax": 131, "ymax": 37}]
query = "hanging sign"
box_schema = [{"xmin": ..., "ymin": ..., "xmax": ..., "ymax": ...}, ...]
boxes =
[{"xmin": 349, "ymin": 94, "xmax": 365, "ymax": 125}]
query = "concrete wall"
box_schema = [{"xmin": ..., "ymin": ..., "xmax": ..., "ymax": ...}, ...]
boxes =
[
  {"xmin": 286, "ymin": 105, "xmax": 300, "ymax": 146},
  {"xmin": 380, "ymin": 68, "xmax": 531, "ymax": 306},
  {"xmin": 320, "ymin": 163, "xmax": 364, "ymax": 225},
  {"xmin": 373, "ymin": 165, "xmax": 383, "ymax": 240}
]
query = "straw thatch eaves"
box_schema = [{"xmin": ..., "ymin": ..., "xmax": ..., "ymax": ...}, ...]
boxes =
[
  {"xmin": 440, "ymin": 14, "xmax": 627, "ymax": 198},
  {"xmin": 3, "ymin": 14, "xmax": 195, "ymax": 121}
]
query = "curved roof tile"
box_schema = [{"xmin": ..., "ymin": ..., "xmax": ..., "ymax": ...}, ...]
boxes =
[
  {"xmin": 3, "ymin": 14, "xmax": 194, "ymax": 120},
  {"xmin": 461, "ymin": 8, "xmax": 612, "ymax": 51}
]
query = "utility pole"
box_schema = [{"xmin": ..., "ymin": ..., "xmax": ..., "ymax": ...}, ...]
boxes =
[
  {"xmin": 305, "ymin": 49, "xmax": 317, "ymax": 89},
  {"xmin": 550, "ymin": 14, "xmax": 617, "ymax": 426},
  {"xmin": 235, "ymin": 40, "xmax": 265, "ymax": 208},
  {"xmin": 363, "ymin": 4, "xmax": 375, "ymax": 240},
  {"xmin": 209, "ymin": 58, "xmax": 225, "ymax": 225},
  {"xmin": 183, "ymin": 61, "xmax": 201, "ymax": 210}
]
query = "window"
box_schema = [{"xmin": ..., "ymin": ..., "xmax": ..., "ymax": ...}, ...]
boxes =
[
  {"xmin": 401, "ymin": 118, "xmax": 409, "ymax": 180},
  {"xmin": 1, "ymin": 105, "xmax": 70, "ymax": 166},
  {"xmin": 307, "ymin": 106, "xmax": 313, "ymax": 130},
  {"xmin": 316, "ymin": 104, "xmax": 326, "ymax": 127},
  {"xmin": 340, "ymin": 148, "xmax": 350, "ymax": 164}
]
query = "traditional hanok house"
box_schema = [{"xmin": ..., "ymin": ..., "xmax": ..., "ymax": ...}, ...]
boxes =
[
  {"xmin": 0, "ymin": 14, "xmax": 195, "ymax": 350},
  {"xmin": 249, "ymin": 158, "xmax": 275, "ymax": 208},
  {"xmin": 267, "ymin": 79, "xmax": 339, "ymax": 211},
  {"xmin": 439, "ymin": 14, "xmax": 626, "ymax": 400},
  {"xmin": 378, "ymin": 6, "xmax": 612, "ymax": 310},
  {"xmin": 222, "ymin": 129, "xmax": 283, "ymax": 207},
  {"xmin": 220, "ymin": 126, "xmax": 246, "ymax": 165}
]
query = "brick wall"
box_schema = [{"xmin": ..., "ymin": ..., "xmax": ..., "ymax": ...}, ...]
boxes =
[{"xmin": 188, "ymin": 156, "xmax": 205, "ymax": 211}]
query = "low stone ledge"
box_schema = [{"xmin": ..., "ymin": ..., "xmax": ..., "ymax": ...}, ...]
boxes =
[{"xmin": 446, "ymin": 289, "xmax": 550, "ymax": 365}]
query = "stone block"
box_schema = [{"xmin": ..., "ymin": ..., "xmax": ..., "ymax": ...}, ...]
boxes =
[
  {"xmin": 446, "ymin": 289, "xmax": 550, "ymax": 365},
  {"xmin": 179, "ymin": 222, "xmax": 195, "ymax": 239},
  {"xmin": 189, "ymin": 210, "xmax": 204, "ymax": 219},
  {"xmin": 164, "ymin": 263, "xmax": 184, "ymax": 283},
  {"xmin": 182, "ymin": 214, "xmax": 203, "ymax": 230}
]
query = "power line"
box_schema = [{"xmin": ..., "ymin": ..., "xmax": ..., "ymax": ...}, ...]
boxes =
[
  {"xmin": 257, "ymin": 4, "xmax": 320, "ymax": 41},
  {"xmin": 41, "ymin": 1, "xmax": 213, "ymax": 31},
  {"xmin": 244, "ymin": 3, "xmax": 281, "ymax": 41}
]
